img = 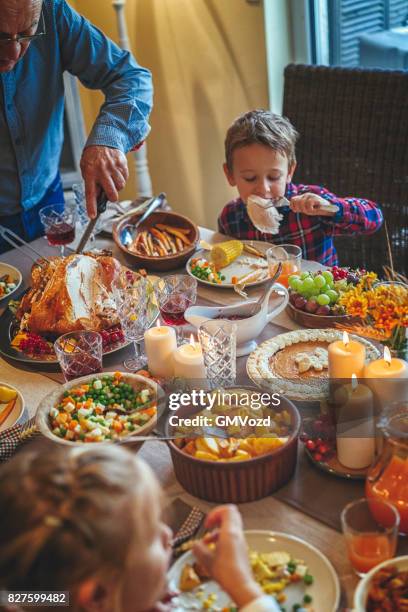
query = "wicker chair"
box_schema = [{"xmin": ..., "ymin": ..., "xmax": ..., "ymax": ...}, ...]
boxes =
[{"xmin": 282, "ymin": 63, "xmax": 408, "ymax": 276}]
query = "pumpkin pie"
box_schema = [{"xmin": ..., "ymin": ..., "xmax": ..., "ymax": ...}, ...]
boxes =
[{"xmin": 247, "ymin": 329, "xmax": 380, "ymax": 400}]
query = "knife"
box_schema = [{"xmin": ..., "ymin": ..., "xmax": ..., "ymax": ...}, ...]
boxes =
[{"xmin": 76, "ymin": 191, "xmax": 108, "ymax": 254}]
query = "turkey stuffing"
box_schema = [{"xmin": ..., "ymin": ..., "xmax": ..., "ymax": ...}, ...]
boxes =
[{"xmin": 16, "ymin": 253, "xmax": 122, "ymax": 335}]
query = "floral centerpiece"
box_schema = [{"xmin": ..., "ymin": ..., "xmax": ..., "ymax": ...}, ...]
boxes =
[{"xmin": 337, "ymin": 271, "xmax": 408, "ymax": 358}]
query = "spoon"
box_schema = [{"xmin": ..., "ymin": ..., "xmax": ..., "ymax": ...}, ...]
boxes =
[{"xmin": 121, "ymin": 192, "xmax": 166, "ymax": 247}]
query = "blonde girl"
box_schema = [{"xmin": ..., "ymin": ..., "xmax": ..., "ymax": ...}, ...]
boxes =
[
  {"xmin": 0, "ymin": 445, "xmax": 172, "ymax": 612},
  {"xmin": 0, "ymin": 445, "xmax": 279, "ymax": 612}
]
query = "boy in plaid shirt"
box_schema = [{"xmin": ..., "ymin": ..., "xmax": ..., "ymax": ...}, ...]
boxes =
[{"xmin": 218, "ymin": 110, "xmax": 383, "ymax": 265}]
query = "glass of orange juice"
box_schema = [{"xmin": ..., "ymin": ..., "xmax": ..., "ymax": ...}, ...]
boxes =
[
  {"xmin": 266, "ymin": 244, "xmax": 302, "ymax": 287},
  {"xmin": 341, "ymin": 498, "xmax": 399, "ymax": 577}
]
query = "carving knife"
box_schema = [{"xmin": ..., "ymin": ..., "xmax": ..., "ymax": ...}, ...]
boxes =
[{"xmin": 76, "ymin": 191, "xmax": 108, "ymax": 254}]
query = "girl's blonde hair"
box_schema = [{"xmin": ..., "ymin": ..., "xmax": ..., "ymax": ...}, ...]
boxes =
[
  {"xmin": 0, "ymin": 444, "xmax": 161, "ymax": 609},
  {"xmin": 225, "ymin": 109, "xmax": 299, "ymax": 172}
]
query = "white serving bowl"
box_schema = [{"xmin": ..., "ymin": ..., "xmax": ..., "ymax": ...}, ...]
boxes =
[
  {"xmin": 0, "ymin": 383, "xmax": 25, "ymax": 432},
  {"xmin": 0, "ymin": 262, "xmax": 22, "ymax": 302},
  {"xmin": 185, "ymin": 283, "xmax": 288, "ymax": 356},
  {"xmin": 354, "ymin": 555, "xmax": 408, "ymax": 611}
]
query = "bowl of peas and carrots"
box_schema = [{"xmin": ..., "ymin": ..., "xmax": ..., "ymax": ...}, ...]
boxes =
[{"xmin": 36, "ymin": 371, "xmax": 161, "ymax": 448}]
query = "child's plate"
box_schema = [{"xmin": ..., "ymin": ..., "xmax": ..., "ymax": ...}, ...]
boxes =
[
  {"xmin": 186, "ymin": 240, "xmax": 272, "ymax": 289},
  {"xmin": 167, "ymin": 530, "xmax": 340, "ymax": 612},
  {"xmin": 186, "ymin": 240, "xmax": 325, "ymax": 289},
  {"xmin": 0, "ymin": 262, "xmax": 22, "ymax": 302}
]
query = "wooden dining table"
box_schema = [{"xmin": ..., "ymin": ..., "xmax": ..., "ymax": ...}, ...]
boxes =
[{"xmin": 1, "ymin": 226, "xmax": 407, "ymax": 612}]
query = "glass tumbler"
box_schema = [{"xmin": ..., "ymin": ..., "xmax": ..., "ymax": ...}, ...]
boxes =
[
  {"xmin": 341, "ymin": 497, "xmax": 399, "ymax": 577},
  {"xmin": 266, "ymin": 244, "xmax": 302, "ymax": 288},
  {"xmin": 198, "ymin": 319, "xmax": 237, "ymax": 387},
  {"xmin": 54, "ymin": 331, "xmax": 103, "ymax": 382}
]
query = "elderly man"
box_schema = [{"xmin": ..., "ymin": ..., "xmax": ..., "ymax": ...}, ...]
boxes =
[{"xmin": 0, "ymin": 0, "xmax": 152, "ymax": 253}]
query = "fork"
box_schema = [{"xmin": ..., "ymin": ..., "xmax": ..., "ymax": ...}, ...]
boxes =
[{"xmin": 0, "ymin": 225, "xmax": 51, "ymax": 267}]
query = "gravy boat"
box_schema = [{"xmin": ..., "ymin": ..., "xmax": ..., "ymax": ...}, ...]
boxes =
[{"xmin": 185, "ymin": 283, "xmax": 288, "ymax": 356}]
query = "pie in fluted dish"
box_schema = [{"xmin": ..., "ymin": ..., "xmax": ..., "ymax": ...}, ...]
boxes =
[{"xmin": 247, "ymin": 329, "xmax": 380, "ymax": 400}]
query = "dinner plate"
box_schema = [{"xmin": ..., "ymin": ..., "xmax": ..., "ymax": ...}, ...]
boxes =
[
  {"xmin": 0, "ymin": 276, "xmax": 160, "ymax": 367},
  {"xmin": 0, "ymin": 383, "xmax": 25, "ymax": 432},
  {"xmin": 167, "ymin": 530, "xmax": 340, "ymax": 612},
  {"xmin": 186, "ymin": 241, "xmax": 325, "ymax": 289},
  {"xmin": 0, "ymin": 262, "xmax": 22, "ymax": 302}
]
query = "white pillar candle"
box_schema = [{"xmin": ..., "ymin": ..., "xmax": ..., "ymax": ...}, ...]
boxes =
[
  {"xmin": 173, "ymin": 335, "xmax": 206, "ymax": 380},
  {"xmin": 144, "ymin": 323, "xmax": 177, "ymax": 378},
  {"xmin": 334, "ymin": 374, "xmax": 375, "ymax": 469},
  {"xmin": 364, "ymin": 346, "xmax": 408, "ymax": 407}
]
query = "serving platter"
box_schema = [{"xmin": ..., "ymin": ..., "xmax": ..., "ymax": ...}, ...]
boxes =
[
  {"xmin": 168, "ymin": 530, "xmax": 340, "ymax": 612},
  {"xmin": 0, "ymin": 279, "xmax": 159, "ymax": 367}
]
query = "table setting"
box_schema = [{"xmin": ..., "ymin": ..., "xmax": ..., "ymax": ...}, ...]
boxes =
[{"xmin": 0, "ymin": 196, "xmax": 407, "ymax": 612}]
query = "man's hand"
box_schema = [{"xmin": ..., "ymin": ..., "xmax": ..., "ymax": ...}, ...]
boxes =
[
  {"xmin": 290, "ymin": 193, "xmax": 336, "ymax": 216},
  {"xmin": 80, "ymin": 145, "xmax": 129, "ymax": 218},
  {"xmin": 193, "ymin": 505, "xmax": 263, "ymax": 608}
]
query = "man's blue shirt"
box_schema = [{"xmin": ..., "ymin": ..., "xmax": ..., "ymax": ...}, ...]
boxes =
[{"xmin": 0, "ymin": 0, "xmax": 153, "ymax": 215}]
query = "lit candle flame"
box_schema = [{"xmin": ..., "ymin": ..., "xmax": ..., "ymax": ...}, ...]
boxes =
[
  {"xmin": 343, "ymin": 331, "xmax": 349, "ymax": 347},
  {"xmin": 351, "ymin": 373, "xmax": 358, "ymax": 391},
  {"xmin": 189, "ymin": 334, "xmax": 196, "ymax": 348},
  {"xmin": 156, "ymin": 319, "xmax": 161, "ymax": 327},
  {"xmin": 384, "ymin": 346, "xmax": 392, "ymax": 366}
]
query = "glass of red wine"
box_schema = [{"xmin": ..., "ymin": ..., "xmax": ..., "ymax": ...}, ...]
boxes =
[
  {"xmin": 39, "ymin": 202, "xmax": 77, "ymax": 256},
  {"xmin": 154, "ymin": 275, "xmax": 197, "ymax": 344},
  {"xmin": 54, "ymin": 331, "xmax": 103, "ymax": 382}
]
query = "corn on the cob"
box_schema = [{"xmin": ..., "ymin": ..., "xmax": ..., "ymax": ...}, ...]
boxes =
[{"xmin": 210, "ymin": 240, "xmax": 243, "ymax": 269}]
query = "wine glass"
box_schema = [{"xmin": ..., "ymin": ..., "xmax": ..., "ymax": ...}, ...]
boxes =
[
  {"xmin": 39, "ymin": 202, "xmax": 76, "ymax": 256},
  {"xmin": 113, "ymin": 273, "xmax": 150, "ymax": 370},
  {"xmin": 153, "ymin": 275, "xmax": 197, "ymax": 344}
]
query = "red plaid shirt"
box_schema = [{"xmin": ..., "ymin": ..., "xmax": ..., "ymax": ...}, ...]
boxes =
[{"xmin": 217, "ymin": 183, "xmax": 383, "ymax": 266}]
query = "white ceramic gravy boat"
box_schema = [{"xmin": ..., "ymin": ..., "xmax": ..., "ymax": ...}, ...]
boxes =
[{"xmin": 185, "ymin": 283, "xmax": 289, "ymax": 356}]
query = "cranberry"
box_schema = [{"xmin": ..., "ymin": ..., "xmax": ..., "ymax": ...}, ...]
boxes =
[
  {"xmin": 314, "ymin": 452, "xmax": 323, "ymax": 462},
  {"xmin": 306, "ymin": 440, "xmax": 316, "ymax": 451},
  {"xmin": 318, "ymin": 443, "xmax": 330, "ymax": 455}
]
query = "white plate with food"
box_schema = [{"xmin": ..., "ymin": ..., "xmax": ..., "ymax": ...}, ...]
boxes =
[
  {"xmin": 186, "ymin": 240, "xmax": 324, "ymax": 289},
  {"xmin": 186, "ymin": 240, "xmax": 272, "ymax": 289},
  {"xmin": 0, "ymin": 262, "xmax": 22, "ymax": 302},
  {"xmin": 247, "ymin": 329, "xmax": 381, "ymax": 401},
  {"xmin": 168, "ymin": 530, "xmax": 340, "ymax": 612},
  {"xmin": 0, "ymin": 383, "xmax": 25, "ymax": 432}
]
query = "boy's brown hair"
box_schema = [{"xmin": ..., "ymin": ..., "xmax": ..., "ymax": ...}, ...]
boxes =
[{"xmin": 225, "ymin": 109, "xmax": 299, "ymax": 172}]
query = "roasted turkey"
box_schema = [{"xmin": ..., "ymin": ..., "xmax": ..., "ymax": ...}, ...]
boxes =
[{"xmin": 17, "ymin": 253, "xmax": 122, "ymax": 335}]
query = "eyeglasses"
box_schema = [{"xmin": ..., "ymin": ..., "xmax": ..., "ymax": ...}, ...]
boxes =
[{"xmin": 0, "ymin": 7, "xmax": 46, "ymax": 44}]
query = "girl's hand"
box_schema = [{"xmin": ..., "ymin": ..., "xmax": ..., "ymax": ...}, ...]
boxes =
[
  {"xmin": 290, "ymin": 193, "xmax": 336, "ymax": 216},
  {"xmin": 193, "ymin": 505, "xmax": 263, "ymax": 608}
]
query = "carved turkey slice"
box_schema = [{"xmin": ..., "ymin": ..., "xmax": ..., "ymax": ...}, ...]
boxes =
[{"xmin": 17, "ymin": 254, "xmax": 122, "ymax": 335}]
